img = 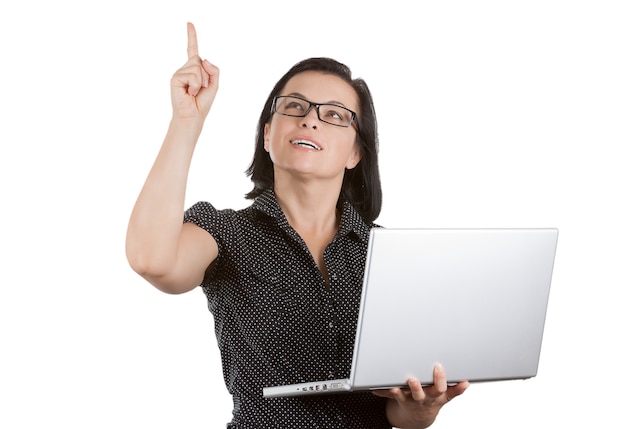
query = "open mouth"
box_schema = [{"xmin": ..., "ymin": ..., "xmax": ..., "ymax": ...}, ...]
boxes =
[{"xmin": 290, "ymin": 139, "xmax": 322, "ymax": 151}]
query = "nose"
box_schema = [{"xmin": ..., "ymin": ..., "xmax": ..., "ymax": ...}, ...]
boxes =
[{"xmin": 299, "ymin": 105, "xmax": 320, "ymax": 129}]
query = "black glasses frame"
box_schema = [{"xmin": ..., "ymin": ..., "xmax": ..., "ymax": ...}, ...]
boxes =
[{"xmin": 272, "ymin": 95, "xmax": 359, "ymax": 130}]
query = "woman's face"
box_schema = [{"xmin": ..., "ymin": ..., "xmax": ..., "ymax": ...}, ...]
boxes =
[{"xmin": 263, "ymin": 71, "xmax": 361, "ymax": 183}]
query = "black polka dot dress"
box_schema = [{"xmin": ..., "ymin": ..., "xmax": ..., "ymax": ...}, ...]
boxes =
[{"xmin": 184, "ymin": 189, "xmax": 390, "ymax": 428}]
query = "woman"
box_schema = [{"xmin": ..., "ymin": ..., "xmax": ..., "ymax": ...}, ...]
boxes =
[{"xmin": 126, "ymin": 22, "xmax": 468, "ymax": 429}]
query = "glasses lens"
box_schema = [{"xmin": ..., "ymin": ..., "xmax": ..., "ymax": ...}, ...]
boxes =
[
  {"xmin": 318, "ymin": 104, "xmax": 354, "ymax": 127},
  {"xmin": 274, "ymin": 96, "xmax": 310, "ymax": 117}
]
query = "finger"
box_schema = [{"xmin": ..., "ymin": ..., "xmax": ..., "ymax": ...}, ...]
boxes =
[
  {"xmin": 177, "ymin": 55, "xmax": 215, "ymax": 91},
  {"xmin": 431, "ymin": 363, "xmax": 448, "ymax": 394},
  {"xmin": 176, "ymin": 57, "xmax": 209, "ymax": 89},
  {"xmin": 202, "ymin": 59, "xmax": 219, "ymax": 78},
  {"xmin": 173, "ymin": 69, "xmax": 203, "ymax": 97},
  {"xmin": 407, "ymin": 377, "xmax": 426, "ymax": 402},
  {"xmin": 187, "ymin": 22, "xmax": 199, "ymax": 59},
  {"xmin": 446, "ymin": 380, "xmax": 470, "ymax": 400},
  {"xmin": 373, "ymin": 387, "xmax": 409, "ymax": 403},
  {"xmin": 201, "ymin": 59, "xmax": 213, "ymax": 88},
  {"xmin": 371, "ymin": 389, "xmax": 395, "ymax": 400}
]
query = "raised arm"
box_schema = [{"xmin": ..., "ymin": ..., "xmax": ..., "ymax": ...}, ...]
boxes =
[{"xmin": 125, "ymin": 23, "xmax": 219, "ymax": 294}]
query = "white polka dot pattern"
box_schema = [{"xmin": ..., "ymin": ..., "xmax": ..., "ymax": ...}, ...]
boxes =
[{"xmin": 184, "ymin": 189, "xmax": 390, "ymax": 428}]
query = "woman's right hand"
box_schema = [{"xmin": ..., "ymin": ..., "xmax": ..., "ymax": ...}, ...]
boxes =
[{"xmin": 170, "ymin": 22, "xmax": 219, "ymax": 122}]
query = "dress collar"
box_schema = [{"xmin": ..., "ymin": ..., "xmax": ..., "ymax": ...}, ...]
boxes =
[{"xmin": 251, "ymin": 188, "xmax": 370, "ymax": 243}]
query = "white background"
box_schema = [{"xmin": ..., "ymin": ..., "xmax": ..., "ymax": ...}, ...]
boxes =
[{"xmin": 1, "ymin": 1, "xmax": 624, "ymax": 428}]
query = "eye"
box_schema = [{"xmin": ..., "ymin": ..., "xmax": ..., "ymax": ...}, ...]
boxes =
[
  {"xmin": 285, "ymin": 100, "xmax": 306, "ymax": 111},
  {"xmin": 325, "ymin": 109, "xmax": 345, "ymax": 121}
]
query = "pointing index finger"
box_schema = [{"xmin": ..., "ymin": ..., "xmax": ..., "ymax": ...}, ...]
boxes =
[{"xmin": 187, "ymin": 22, "xmax": 199, "ymax": 59}]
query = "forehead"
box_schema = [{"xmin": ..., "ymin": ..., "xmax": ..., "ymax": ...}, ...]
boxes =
[{"xmin": 282, "ymin": 71, "xmax": 358, "ymax": 109}]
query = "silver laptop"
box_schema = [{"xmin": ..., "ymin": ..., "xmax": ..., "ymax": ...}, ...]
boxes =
[{"xmin": 263, "ymin": 228, "xmax": 559, "ymax": 398}]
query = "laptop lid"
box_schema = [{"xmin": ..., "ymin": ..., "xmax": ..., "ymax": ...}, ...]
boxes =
[{"xmin": 349, "ymin": 228, "xmax": 558, "ymax": 389}]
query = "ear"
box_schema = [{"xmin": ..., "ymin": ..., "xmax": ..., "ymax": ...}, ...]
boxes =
[
  {"xmin": 263, "ymin": 123, "xmax": 271, "ymax": 152},
  {"xmin": 346, "ymin": 144, "xmax": 362, "ymax": 170}
]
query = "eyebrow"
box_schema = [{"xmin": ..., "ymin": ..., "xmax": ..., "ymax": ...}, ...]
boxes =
[{"xmin": 286, "ymin": 92, "xmax": 348, "ymax": 108}]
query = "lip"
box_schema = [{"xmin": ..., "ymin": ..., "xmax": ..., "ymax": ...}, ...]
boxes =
[{"xmin": 289, "ymin": 135, "xmax": 323, "ymax": 151}]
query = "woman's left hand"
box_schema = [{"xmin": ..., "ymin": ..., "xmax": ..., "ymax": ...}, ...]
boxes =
[{"xmin": 373, "ymin": 363, "xmax": 469, "ymax": 429}]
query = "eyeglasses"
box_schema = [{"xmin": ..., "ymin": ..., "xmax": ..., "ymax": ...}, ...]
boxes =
[{"xmin": 272, "ymin": 95, "xmax": 358, "ymax": 129}]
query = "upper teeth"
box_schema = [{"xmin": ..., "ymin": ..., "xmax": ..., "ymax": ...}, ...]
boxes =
[{"xmin": 291, "ymin": 139, "xmax": 321, "ymax": 150}]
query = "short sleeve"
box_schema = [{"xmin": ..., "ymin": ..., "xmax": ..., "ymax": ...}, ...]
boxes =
[{"xmin": 183, "ymin": 201, "xmax": 236, "ymax": 291}]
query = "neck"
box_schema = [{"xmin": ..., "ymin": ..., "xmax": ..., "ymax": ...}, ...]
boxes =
[{"xmin": 273, "ymin": 178, "xmax": 341, "ymax": 235}]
